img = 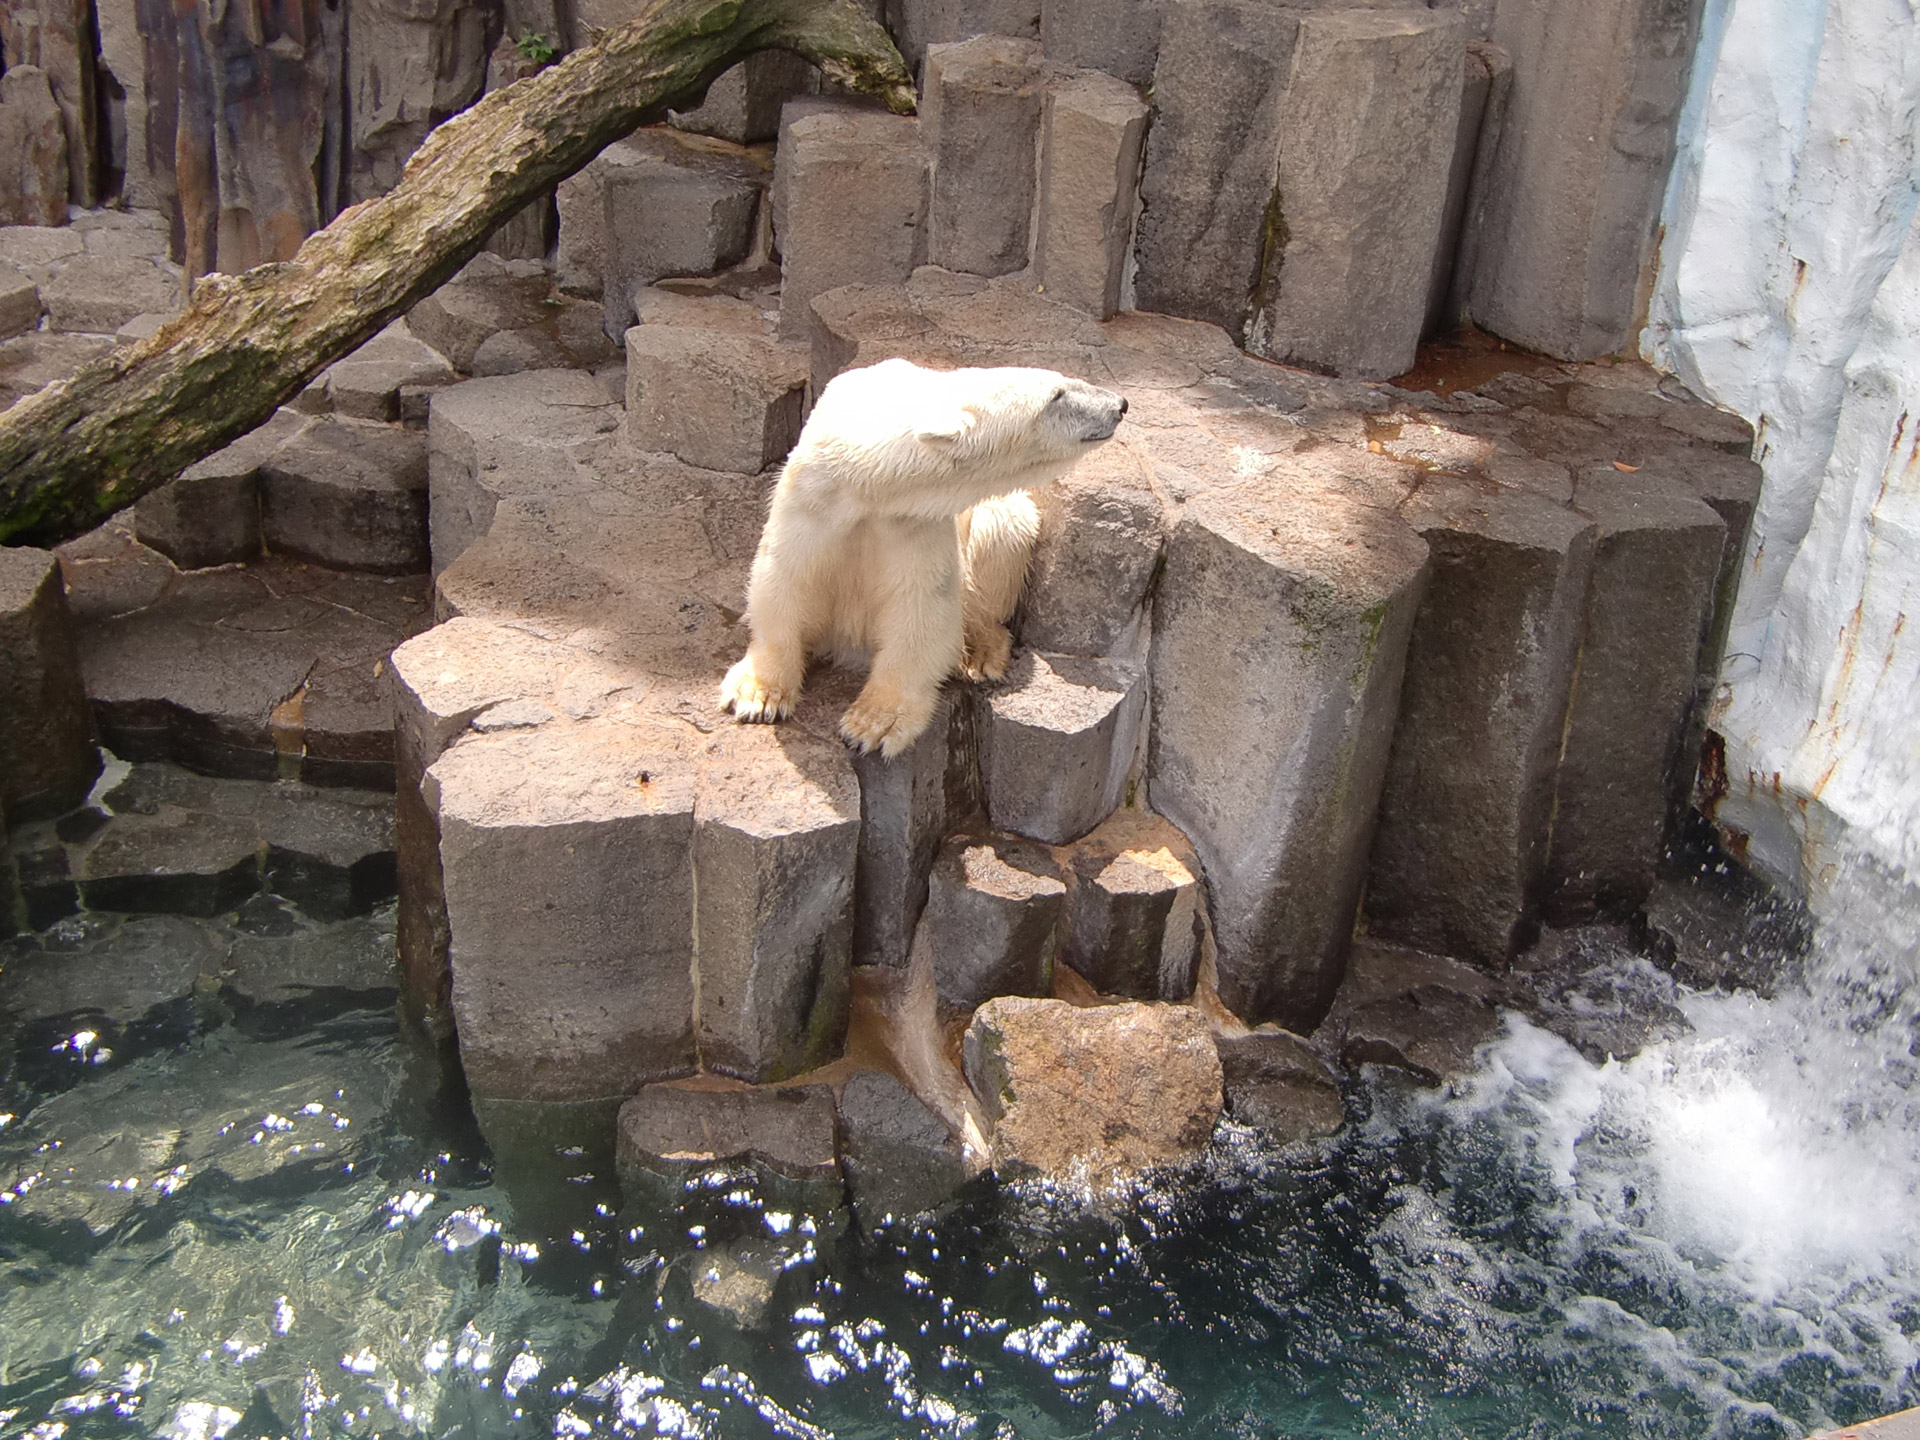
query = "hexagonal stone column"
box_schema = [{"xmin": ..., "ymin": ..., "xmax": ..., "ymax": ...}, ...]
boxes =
[
  {"xmin": 260, "ymin": 417, "xmax": 431, "ymax": 575},
  {"xmin": 979, "ymin": 650, "xmax": 1145, "ymax": 845},
  {"xmin": 922, "ymin": 36, "xmax": 1047, "ymax": 278},
  {"xmin": 1148, "ymin": 475, "xmax": 1429, "ymax": 1031},
  {"xmin": 0, "ymin": 546, "xmax": 97, "ymax": 821},
  {"xmin": 1035, "ymin": 70, "xmax": 1150, "ymax": 320},
  {"xmin": 1057, "ymin": 808, "xmax": 1202, "ymax": 1001},
  {"xmin": 912, "ymin": 830, "xmax": 1066, "ymax": 1013}
]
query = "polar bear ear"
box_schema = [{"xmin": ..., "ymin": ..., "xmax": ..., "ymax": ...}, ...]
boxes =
[{"xmin": 915, "ymin": 406, "xmax": 977, "ymax": 444}]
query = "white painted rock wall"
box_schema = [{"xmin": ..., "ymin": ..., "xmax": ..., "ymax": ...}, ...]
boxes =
[{"xmin": 1644, "ymin": 0, "xmax": 1920, "ymax": 967}]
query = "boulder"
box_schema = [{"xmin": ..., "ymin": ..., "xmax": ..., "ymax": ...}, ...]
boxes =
[
  {"xmin": 39, "ymin": 252, "xmax": 180, "ymax": 334},
  {"xmin": 1216, "ymin": 1030, "xmax": 1344, "ymax": 1144},
  {"xmin": 324, "ymin": 327, "xmax": 457, "ymax": 422},
  {"xmin": 73, "ymin": 809, "xmax": 264, "ymax": 915},
  {"xmin": 1034, "ymin": 69, "xmax": 1150, "ymax": 320},
  {"xmin": 775, "ymin": 106, "xmax": 928, "ymax": 338},
  {"xmin": 616, "ymin": 1079, "xmax": 841, "ymax": 1207},
  {"xmin": 1366, "ymin": 478, "xmax": 1596, "ymax": 965},
  {"xmin": 0, "ymin": 66, "xmax": 68, "ymax": 227},
  {"xmin": 962, "ymin": 996, "xmax": 1221, "ymax": 1186},
  {"xmin": 1316, "ymin": 938, "xmax": 1506, "ymax": 1085},
  {"xmin": 978, "ymin": 649, "xmax": 1145, "ymax": 845},
  {"xmin": 0, "ymin": 0, "xmax": 99, "ymax": 205},
  {"xmin": 1056, "ymin": 808, "xmax": 1201, "ymax": 1001},
  {"xmin": 346, "ymin": 0, "xmax": 493, "ymax": 200},
  {"xmin": 851, "ymin": 689, "xmax": 965, "ymax": 968},
  {"xmin": 0, "ymin": 269, "xmax": 42, "ymax": 338},
  {"xmin": 836, "ymin": 1068, "xmax": 975, "ymax": 1226},
  {"xmin": 913, "ymin": 830, "xmax": 1065, "ymax": 1012},
  {"xmin": 0, "ymin": 329, "xmax": 111, "ymax": 408},
  {"xmin": 624, "ymin": 311, "xmax": 809, "ymax": 475},
  {"xmin": 134, "ymin": 408, "xmax": 307, "ymax": 570},
  {"xmin": 259, "ymin": 416, "xmax": 431, "ymax": 575},
  {"xmin": 0, "ymin": 545, "xmax": 98, "ymax": 820},
  {"xmin": 408, "ymin": 254, "xmax": 555, "ymax": 371},
  {"xmin": 922, "ymin": 36, "xmax": 1047, "ymax": 279},
  {"xmin": 1424, "ymin": 39, "xmax": 1512, "ymax": 335}
]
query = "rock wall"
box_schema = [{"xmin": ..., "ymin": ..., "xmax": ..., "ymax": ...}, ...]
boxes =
[{"xmin": 1644, "ymin": 0, "xmax": 1920, "ymax": 972}]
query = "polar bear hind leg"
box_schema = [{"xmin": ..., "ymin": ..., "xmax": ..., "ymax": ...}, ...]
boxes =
[{"xmin": 956, "ymin": 491, "xmax": 1041, "ymax": 682}]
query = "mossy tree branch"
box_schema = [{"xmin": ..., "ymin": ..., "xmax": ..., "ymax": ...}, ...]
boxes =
[{"xmin": 0, "ymin": 0, "xmax": 914, "ymax": 547}]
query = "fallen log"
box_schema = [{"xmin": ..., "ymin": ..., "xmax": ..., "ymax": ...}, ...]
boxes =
[{"xmin": 0, "ymin": 0, "xmax": 913, "ymax": 547}]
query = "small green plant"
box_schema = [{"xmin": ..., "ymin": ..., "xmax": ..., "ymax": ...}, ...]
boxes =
[{"xmin": 514, "ymin": 29, "xmax": 557, "ymax": 65}]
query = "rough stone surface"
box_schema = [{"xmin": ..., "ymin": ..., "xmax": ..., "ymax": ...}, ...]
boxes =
[
  {"xmin": 1018, "ymin": 440, "xmax": 1162, "ymax": 654},
  {"xmin": 0, "ymin": 66, "xmax": 69, "ymax": 227},
  {"xmin": 1463, "ymin": 0, "xmax": 1704, "ymax": 359},
  {"xmin": 0, "ymin": 545, "xmax": 98, "ymax": 821},
  {"xmin": 922, "ymin": 36, "xmax": 1046, "ymax": 278},
  {"xmin": 0, "ymin": 0, "xmax": 97, "ymax": 205},
  {"xmin": 669, "ymin": 50, "xmax": 816, "ymax": 144},
  {"xmin": 914, "ymin": 830, "xmax": 1065, "ymax": 1012},
  {"xmin": 979, "ymin": 650, "xmax": 1143, "ymax": 846},
  {"xmin": 407, "ymin": 254, "xmax": 556, "ymax": 371},
  {"xmin": 1317, "ymin": 938, "xmax": 1506, "ymax": 1085},
  {"xmin": 1034, "ymin": 69, "xmax": 1149, "ymax": 320},
  {"xmin": 259, "ymin": 416, "xmax": 431, "ymax": 575},
  {"xmin": 1216, "ymin": 1030, "xmax": 1344, "ymax": 1144},
  {"xmin": 0, "ymin": 329, "xmax": 110, "ymax": 408},
  {"xmin": 1367, "ymin": 478, "xmax": 1596, "ymax": 966},
  {"xmin": 346, "ymin": 0, "xmax": 492, "ymax": 201},
  {"xmin": 616, "ymin": 1080, "xmax": 841, "ymax": 1201},
  {"xmin": 1545, "ymin": 469, "xmax": 1725, "ymax": 918},
  {"xmin": 836, "ymin": 1068, "xmax": 973, "ymax": 1225},
  {"xmin": 134, "ymin": 408, "xmax": 307, "ymax": 570},
  {"xmin": 963, "ymin": 997, "xmax": 1221, "ymax": 1185},
  {"xmin": 602, "ymin": 155, "xmax": 764, "ymax": 336},
  {"xmin": 625, "ymin": 305, "xmax": 809, "ymax": 474},
  {"xmin": 1425, "ymin": 39, "xmax": 1511, "ymax": 335},
  {"xmin": 325, "ymin": 327, "xmax": 457, "ymax": 422},
  {"xmin": 885, "ymin": 0, "xmax": 1040, "ymax": 75},
  {"xmin": 553, "ymin": 131, "xmax": 712, "ymax": 299},
  {"xmin": 775, "ymin": 105, "xmax": 928, "ymax": 337},
  {"xmin": 851, "ymin": 692, "xmax": 960, "ymax": 968},
  {"xmin": 1040, "ymin": 0, "xmax": 1159, "ymax": 87},
  {"xmin": 1056, "ymin": 808, "xmax": 1201, "ymax": 1001},
  {"xmin": 39, "ymin": 249, "xmax": 180, "ymax": 333},
  {"xmin": 1246, "ymin": 7, "xmax": 1466, "ymax": 380},
  {"xmin": 0, "ymin": 270, "xmax": 43, "ymax": 338},
  {"xmin": 1148, "ymin": 472, "xmax": 1429, "ymax": 1031}
]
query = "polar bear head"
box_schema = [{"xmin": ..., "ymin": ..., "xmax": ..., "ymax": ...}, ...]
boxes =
[{"xmin": 793, "ymin": 359, "xmax": 1129, "ymax": 518}]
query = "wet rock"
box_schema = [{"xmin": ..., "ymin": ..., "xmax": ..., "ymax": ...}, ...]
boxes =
[
  {"xmin": 1040, "ymin": 0, "xmax": 1160, "ymax": 87},
  {"xmin": 668, "ymin": 50, "xmax": 816, "ymax": 144},
  {"xmin": 225, "ymin": 912, "xmax": 398, "ymax": 1001},
  {"xmin": 1147, "ymin": 472, "xmax": 1429, "ymax": 1031},
  {"xmin": 0, "ymin": 912, "xmax": 223, "ymax": 1021},
  {"xmin": 616, "ymin": 1080, "xmax": 841, "ymax": 1207},
  {"xmin": 693, "ymin": 722, "xmax": 860, "ymax": 1083},
  {"xmin": 40, "ymin": 251, "xmax": 179, "ymax": 333},
  {"xmin": 1544, "ymin": 469, "xmax": 1724, "ymax": 919},
  {"xmin": 0, "ymin": 66, "xmax": 68, "ymax": 227},
  {"xmin": 0, "ymin": 270, "xmax": 42, "ymax": 338},
  {"xmin": 1644, "ymin": 871, "xmax": 1806, "ymax": 997},
  {"xmin": 1367, "ymin": 479, "xmax": 1596, "ymax": 965},
  {"xmin": 1317, "ymin": 938, "xmax": 1506, "ymax": 1086},
  {"xmin": 1056, "ymin": 808, "xmax": 1201, "ymax": 1001},
  {"xmin": 922, "ymin": 36, "xmax": 1046, "ymax": 279},
  {"xmin": 431, "ymin": 718, "xmax": 699, "ymax": 1103},
  {"xmin": 1216, "ymin": 1030, "xmax": 1344, "ymax": 1144},
  {"xmin": 885, "ymin": 0, "xmax": 1040, "ymax": 75},
  {"xmin": 1511, "ymin": 923, "xmax": 1691, "ymax": 1063},
  {"xmin": 1018, "ymin": 441, "xmax": 1163, "ymax": 655},
  {"xmin": 963, "ymin": 996, "xmax": 1221, "ymax": 1186},
  {"xmin": 686, "ymin": 1239, "xmax": 784, "ymax": 1330},
  {"xmin": 75, "ymin": 810, "xmax": 263, "ymax": 915},
  {"xmin": 259, "ymin": 417, "xmax": 431, "ymax": 575},
  {"xmin": 1245, "ymin": 7, "xmax": 1466, "ymax": 381},
  {"xmin": 836, "ymin": 1068, "xmax": 974, "ymax": 1226},
  {"xmin": 913, "ymin": 831, "xmax": 1065, "ymax": 1013},
  {"xmin": 0, "ymin": 329, "xmax": 111, "ymax": 408},
  {"xmin": 978, "ymin": 650, "xmax": 1145, "ymax": 846},
  {"xmin": 324, "ymin": 328, "xmax": 457, "ymax": 422},
  {"xmin": 775, "ymin": 105, "xmax": 928, "ymax": 338},
  {"xmin": 1461, "ymin": 0, "xmax": 1703, "ymax": 359},
  {"xmin": 134, "ymin": 409, "xmax": 308, "ymax": 570},
  {"xmin": 625, "ymin": 306, "xmax": 809, "ymax": 474},
  {"xmin": 1034, "ymin": 69, "xmax": 1149, "ymax": 320},
  {"xmin": 407, "ymin": 255, "xmax": 555, "ymax": 371},
  {"xmin": 255, "ymin": 784, "xmax": 398, "ymax": 920},
  {"xmin": 0, "ymin": 545, "xmax": 99, "ymax": 820},
  {"xmin": 601, "ymin": 156, "xmax": 764, "ymax": 336}
]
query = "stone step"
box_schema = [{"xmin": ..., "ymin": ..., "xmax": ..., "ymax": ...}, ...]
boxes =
[
  {"xmin": 977, "ymin": 649, "xmax": 1144, "ymax": 845},
  {"xmin": 923, "ymin": 36, "xmax": 1047, "ymax": 280},
  {"xmin": 912, "ymin": 829, "xmax": 1066, "ymax": 1014},
  {"xmin": 0, "ymin": 545, "xmax": 99, "ymax": 823},
  {"xmin": 1055, "ymin": 808, "xmax": 1203, "ymax": 1002},
  {"xmin": 260, "ymin": 415, "xmax": 431, "ymax": 575}
]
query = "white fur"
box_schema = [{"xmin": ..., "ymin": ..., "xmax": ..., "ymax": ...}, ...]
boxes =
[{"xmin": 720, "ymin": 359, "xmax": 1127, "ymax": 757}]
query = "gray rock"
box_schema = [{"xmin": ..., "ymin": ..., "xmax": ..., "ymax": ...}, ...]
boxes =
[
  {"xmin": 1034, "ymin": 70, "xmax": 1149, "ymax": 320},
  {"xmin": 1057, "ymin": 808, "xmax": 1201, "ymax": 1001},
  {"xmin": 1544, "ymin": 469, "xmax": 1724, "ymax": 919},
  {"xmin": 39, "ymin": 252, "xmax": 179, "ymax": 334},
  {"xmin": 0, "ymin": 269, "xmax": 42, "ymax": 338},
  {"xmin": 1425, "ymin": 40, "xmax": 1512, "ymax": 335},
  {"xmin": 922, "ymin": 36, "xmax": 1047, "ymax": 278},
  {"xmin": 75, "ymin": 810, "xmax": 263, "ymax": 915},
  {"xmin": 469, "ymin": 325, "xmax": 574, "ymax": 376},
  {"xmin": 1317, "ymin": 938, "xmax": 1506, "ymax": 1085},
  {"xmin": 1018, "ymin": 440, "xmax": 1163, "ymax": 654},
  {"xmin": 624, "ymin": 316, "xmax": 809, "ymax": 474},
  {"xmin": 1366, "ymin": 478, "xmax": 1596, "ymax": 965},
  {"xmin": 0, "ymin": 329, "xmax": 112, "ymax": 409},
  {"xmin": 0, "ymin": 66, "xmax": 68, "ymax": 227},
  {"xmin": 134, "ymin": 409, "xmax": 307, "ymax": 570},
  {"xmin": 1, "ymin": 546, "xmax": 99, "ymax": 822},
  {"xmin": 669, "ymin": 50, "xmax": 816, "ymax": 143},
  {"xmin": 1511, "ymin": 923, "xmax": 1690, "ymax": 1064},
  {"xmin": 1216, "ymin": 1030, "xmax": 1344, "ymax": 1144},
  {"xmin": 0, "ymin": 913, "xmax": 223, "ymax": 1022},
  {"xmin": 776, "ymin": 105, "xmax": 928, "ymax": 338},
  {"xmin": 1040, "ymin": 0, "xmax": 1160, "ymax": 87},
  {"xmin": 616, "ymin": 1080, "xmax": 841, "ymax": 1205},
  {"xmin": 1147, "ymin": 474, "xmax": 1429, "ymax": 1031},
  {"xmin": 345, "ymin": 0, "xmax": 491, "ymax": 200},
  {"xmin": 686, "ymin": 1240, "xmax": 785, "ymax": 1330},
  {"xmin": 1645, "ymin": 873, "xmax": 1805, "ymax": 997},
  {"xmin": 1244, "ymin": 6, "xmax": 1465, "ymax": 380},
  {"xmin": 225, "ymin": 912, "xmax": 398, "ymax": 1001},
  {"xmin": 963, "ymin": 996, "xmax": 1221, "ymax": 1186},
  {"xmin": 555, "ymin": 134, "xmax": 659, "ymax": 299},
  {"xmin": 325, "ymin": 328, "xmax": 457, "ymax": 422},
  {"xmin": 693, "ymin": 722, "xmax": 860, "ymax": 1083},
  {"xmin": 260, "ymin": 416, "xmax": 431, "ymax": 575},
  {"xmin": 254, "ymin": 783, "xmax": 398, "ymax": 920},
  {"xmin": 979, "ymin": 650, "xmax": 1144, "ymax": 845},
  {"xmin": 430, "ymin": 718, "xmax": 699, "ymax": 1102},
  {"xmin": 1461, "ymin": 0, "xmax": 1704, "ymax": 360},
  {"xmin": 1133, "ymin": 0, "xmax": 1302, "ymax": 341},
  {"xmin": 602, "ymin": 158, "xmax": 762, "ymax": 336},
  {"xmin": 769, "ymin": 96, "xmax": 851, "ymax": 261},
  {"xmin": 886, "ymin": 0, "xmax": 1040, "ymax": 74},
  {"xmin": 836, "ymin": 1068, "xmax": 974, "ymax": 1225},
  {"xmin": 407, "ymin": 254, "xmax": 554, "ymax": 371},
  {"xmin": 851, "ymin": 690, "xmax": 963, "ymax": 968},
  {"xmin": 914, "ymin": 831, "xmax": 1065, "ymax": 1012}
]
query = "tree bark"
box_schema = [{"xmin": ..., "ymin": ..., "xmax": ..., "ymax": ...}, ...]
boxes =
[{"xmin": 0, "ymin": 0, "xmax": 913, "ymax": 547}]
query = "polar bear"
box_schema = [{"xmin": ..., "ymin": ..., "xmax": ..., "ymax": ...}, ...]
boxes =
[{"xmin": 719, "ymin": 359, "xmax": 1129, "ymax": 757}]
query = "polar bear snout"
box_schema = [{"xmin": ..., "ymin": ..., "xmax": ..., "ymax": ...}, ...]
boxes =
[{"xmin": 1049, "ymin": 379, "xmax": 1129, "ymax": 445}]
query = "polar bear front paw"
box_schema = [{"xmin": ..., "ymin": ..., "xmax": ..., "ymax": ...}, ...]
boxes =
[
  {"xmin": 720, "ymin": 656, "xmax": 797, "ymax": 724},
  {"xmin": 961, "ymin": 621, "xmax": 1014, "ymax": 682},
  {"xmin": 840, "ymin": 683, "xmax": 933, "ymax": 758}
]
